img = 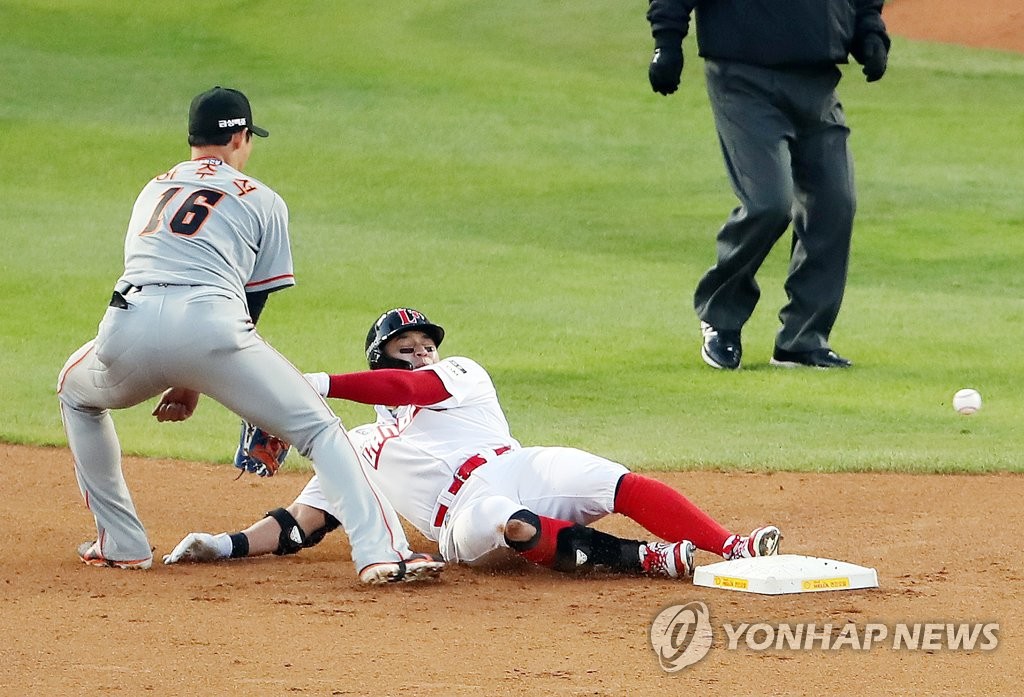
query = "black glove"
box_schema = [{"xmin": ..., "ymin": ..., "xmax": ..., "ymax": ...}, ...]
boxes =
[
  {"xmin": 648, "ymin": 32, "xmax": 684, "ymax": 96},
  {"xmin": 858, "ymin": 33, "xmax": 888, "ymax": 82}
]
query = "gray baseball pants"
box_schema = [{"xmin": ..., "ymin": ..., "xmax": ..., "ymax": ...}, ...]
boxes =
[{"xmin": 57, "ymin": 284, "xmax": 413, "ymax": 572}]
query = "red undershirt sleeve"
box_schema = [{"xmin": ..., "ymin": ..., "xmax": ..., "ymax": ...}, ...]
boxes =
[{"xmin": 326, "ymin": 369, "xmax": 451, "ymax": 406}]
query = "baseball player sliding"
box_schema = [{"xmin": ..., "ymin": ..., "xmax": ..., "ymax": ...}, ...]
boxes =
[
  {"xmin": 57, "ymin": 89, "xmax": 442, "ymax": 584},
  {"xmin": 164, "ymin": 308, "xmax": 781, "ymax": 578}
]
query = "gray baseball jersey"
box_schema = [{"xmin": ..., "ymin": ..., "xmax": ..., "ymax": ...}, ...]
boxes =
[
  {"xmin": 120, "ymin": 157, "xmax": 294, "ymax": 301},
  {"xmin": 58, "ymin": 156, "xmax": 414, "ymax": 573}
]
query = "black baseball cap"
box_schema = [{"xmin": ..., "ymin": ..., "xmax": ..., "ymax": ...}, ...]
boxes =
[{"xmin": 188, "ymin": 86, "xmax": 269, "ymax": 138}]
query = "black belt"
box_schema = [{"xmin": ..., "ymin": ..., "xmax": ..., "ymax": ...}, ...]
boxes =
[
  {"xmin": 108, "ymin": 282, "xmax": 200, "ymax": 308},
  {"xmin": 109, "ymin": 281, "xmax": 138, "ymax": 309}
]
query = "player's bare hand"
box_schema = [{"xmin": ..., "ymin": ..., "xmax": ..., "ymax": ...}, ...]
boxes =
[{"xmin": 152, "ymin": 387, "xmax": 201, "ymax": 422}]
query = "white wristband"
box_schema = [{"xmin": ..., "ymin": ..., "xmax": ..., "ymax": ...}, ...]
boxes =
[{"xmin": 304, "ymin": 372, "xmax": 330, "ymax": 397}]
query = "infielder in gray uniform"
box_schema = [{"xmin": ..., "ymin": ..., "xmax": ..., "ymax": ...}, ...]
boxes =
[
  {"xmin": 56, "ymin": 86, "xmax": 443, "ymax": 585},
  {"xmin": 646, "ymin": 0, "xmax": 890, "ymax": 370}
]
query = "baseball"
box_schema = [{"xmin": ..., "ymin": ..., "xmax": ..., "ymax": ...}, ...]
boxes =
[{"xmin": 952, "ymin": 388, "xmax": 982, "ymax": 415}]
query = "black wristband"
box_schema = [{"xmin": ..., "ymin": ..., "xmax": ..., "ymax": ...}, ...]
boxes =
[
  {"xmin": 229, "ymin": 532, "xmax": 250, "ymax": 558},
  {"xmin": 653, "ymin": 29, "xmax": 684, "ymax": 48},
  {"xmin": 245, "ymin": 289, "xmax": 270, "ymax": 325}
]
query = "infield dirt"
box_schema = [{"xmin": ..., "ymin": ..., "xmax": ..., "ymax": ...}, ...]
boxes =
[{"xmin": 5, "ymin": 2, "xmax": 1023, "ymax": 694}]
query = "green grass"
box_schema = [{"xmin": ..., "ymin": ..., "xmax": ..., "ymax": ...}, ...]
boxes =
[{"xmin": 2, "ymin": 1, "xmax": 1022, "ymax": 473}]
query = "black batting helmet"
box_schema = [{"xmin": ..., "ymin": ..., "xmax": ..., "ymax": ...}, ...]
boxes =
[{"xmin": 365, "ymin": 308, "xmax": 445, "ymax": 370}]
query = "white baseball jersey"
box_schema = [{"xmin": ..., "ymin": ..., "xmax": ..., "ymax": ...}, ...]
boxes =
[
  {"xmin": 297, "ymin": 357, "xmax": 629, "ymax": 565},
  {"xmin": 120, "ymin": 157, "xmax": 294, "ymax": 300},
  {"xmin": 357, "ymin": 357, "xmax": 521, "ymax": 535}
]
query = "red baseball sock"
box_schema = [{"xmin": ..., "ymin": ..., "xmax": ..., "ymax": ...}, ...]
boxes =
[
  {"xmin": 614, "ymin": 473, "xmax": 732, "ymax": 554},
  {"xmin": 517, "ymin": 516, "xmax": 575, "ymax": 567}
]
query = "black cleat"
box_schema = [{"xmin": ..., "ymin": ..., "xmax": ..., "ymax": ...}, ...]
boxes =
[
  {"xmin": 700, "ymin": 322, "xmax": 742, "ymax": 370},
  {"xmin": 770, "ymin": 347, "xmax": 852, "ymax": 369}
]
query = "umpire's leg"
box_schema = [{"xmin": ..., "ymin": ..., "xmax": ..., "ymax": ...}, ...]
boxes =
[
  {"xmin": 776, "ymin": 67, "xmax": 855, "ymax": 353},
  {"xmin": 694, "ymin": 60, "xmax": 795, "ymax": 332}
]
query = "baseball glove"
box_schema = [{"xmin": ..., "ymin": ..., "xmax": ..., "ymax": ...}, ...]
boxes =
[{"xmin": 234, "ymin": 420, "xmax": 291, "ymax": 477}]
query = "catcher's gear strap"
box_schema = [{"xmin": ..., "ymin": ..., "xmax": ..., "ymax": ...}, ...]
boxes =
[{"xmin": 265, "ymin": 508, "xmax": 306, "ymax": 556}]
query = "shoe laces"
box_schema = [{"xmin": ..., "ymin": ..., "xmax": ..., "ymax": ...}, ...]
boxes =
[
  {"xmin": 723, "ymin": 527, "xmax": 779, "ymax": 560},
  {"xmin": 641, "ymin": 542, "xmax": 677, "ymax": 577},
  {"xmin": 701, "ymin": 321, "xmax": 740, "ymax": 348},
  {"xmin": 723, "ymin": 534, "xmax": 748, "ymax": 561}
]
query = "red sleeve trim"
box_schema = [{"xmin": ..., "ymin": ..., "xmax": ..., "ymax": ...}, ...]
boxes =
[
  {"xmin": 245, "ymin": 273, "xmax": 295, "ymax": 289},
  {"xmin": 326, "ymin": 369, "xmax": 451, "ymax": 406}
]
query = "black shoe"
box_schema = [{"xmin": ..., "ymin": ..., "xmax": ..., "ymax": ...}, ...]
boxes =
[
  {"xmin": 770, "ymin": 347, "xmax": 852, "ymax": 369},
  {"xmin": 700, "ymin": 322, "xmax": 742, "ymax": 370}
]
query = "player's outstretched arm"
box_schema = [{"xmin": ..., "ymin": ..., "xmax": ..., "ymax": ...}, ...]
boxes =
[{"xmin": 306, "ymin": 369, "xmax": 450, "ymax": 406}]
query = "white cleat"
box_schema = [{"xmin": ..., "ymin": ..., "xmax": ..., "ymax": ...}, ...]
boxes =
[
  {"xmin": 359, "ymin": 554, "xmax": 446, "ymax": 585},
  {"xmin": 78, "ymin": 540, "xmax": 153, "ymax": 570},
  {"xmin": 640, "ymin": 540, "xmax": 696, "ymax": 579},
  {"xmin": 723, "ymin": 525, "xmax": 782, "ymax": 560}
]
